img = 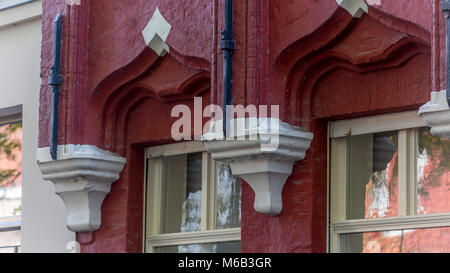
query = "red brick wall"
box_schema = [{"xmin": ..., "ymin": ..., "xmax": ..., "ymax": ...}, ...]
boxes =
[{"xmin": 38, "ymin": 0, "xmax": 438, "ymax": 253}]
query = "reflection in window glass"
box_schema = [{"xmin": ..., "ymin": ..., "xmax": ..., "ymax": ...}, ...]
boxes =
[
  {"xmin": 160, "ymin": 153, "xmax": 202, "ymax": 234},
  {"xmin": 0, "ymin": 123, "xmax": 22, "ymax": 218},
  {"xmin": 347, "ymin": 132, "xmax": 398, "ymax": 219},
  {"xmin": 154, "ymin": 241, "xmax": 241, "ymax": 253},
  {"xmin": 417, "ymin": 128, "xmax": 450, "ymax": 215},
  {"xmin": 216, "ymin": 163, "xmax": 241, "ymax": 229},
  {"xmin": 341, "ymin": 227, "xmax": 450, "ymax": 253},
  {"xmin": 182, "ymin": 153, "xmax": 203, "ymax": 232}
]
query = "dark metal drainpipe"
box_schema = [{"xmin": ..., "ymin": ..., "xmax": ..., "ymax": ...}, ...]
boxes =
[
  {"xmin": 48, "ymin": 14, "xmax": 63, "ymax": 160},
  {"xmin": 220, "ymin": 0, "xmax": 235, "ymax": 137},
  {"xmin": 443, "ymin": 0, "xmax": 450, "ymax": 104}
]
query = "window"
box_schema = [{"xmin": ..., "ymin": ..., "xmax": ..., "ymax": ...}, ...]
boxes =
[
  {"xmin": 144, "ymin": 142, "xmax": 241, "ymax": 253},
  {"xmin": 0, "ymin": 106, "xmax": 22, "ymax": 253},
  {"xmin": 329, "ymin": 111, "xmax": 450, "ymax": 253}
]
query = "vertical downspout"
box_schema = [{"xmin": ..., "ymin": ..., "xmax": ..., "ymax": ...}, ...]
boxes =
[
  {"xmin": 442, "ymin": 0, "xmax": 450, "ymax": 104},
  {"xmin": 48, "ymin": 14, "xmax": 63, "ymax": 160},
  {"xmin": 221, "ymin": 0, "xmax": 235, "ymax": 136}
]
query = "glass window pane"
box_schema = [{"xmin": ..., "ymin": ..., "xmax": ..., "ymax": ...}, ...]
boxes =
[
  {"xmin": 341, "ymin": 227, "xmax": 450, "ymax": 253},
  {"xmin": 417, "ymin": 128, "xmax": 450, "ymax": 215},
  {"xmin": 216, "ymin": 162, "xmax": 241, "ymax": 229},
  {"xmin": 347, "ymin": 131, "xmax": 399, "ymax": 219},
  {"xmin": 160, "ymin": 153, "xmax": 202, "ymax": 234},
  {"xmin": 0, "ymin": 123, "xmax": 22, "ymax": 218},
  {"xmin": 154, "ymin": 241, "xmax": 241, "ymax": 253}
]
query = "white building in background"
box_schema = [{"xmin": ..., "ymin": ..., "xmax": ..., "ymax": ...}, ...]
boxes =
[{"xmin": 0, "ymin": 0, "xmax": 74, "ymax": 252}]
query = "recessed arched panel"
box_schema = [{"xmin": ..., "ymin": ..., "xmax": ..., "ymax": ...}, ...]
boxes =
[
  {"xmin": 311, "ymin": 53, "xmax": 431, "ymax": 120},
  {"xmin": 85, "ymin": 47, "xmax": 210, "ymax": 151},
  {"xmin": 273, "ymin": 7, "xmax": 431, "ymax": 125}
]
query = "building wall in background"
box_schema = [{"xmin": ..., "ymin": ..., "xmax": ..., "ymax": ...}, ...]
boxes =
[{"xmin": 0, "ymin": 0, "xmax": 75, "ymax": 252}]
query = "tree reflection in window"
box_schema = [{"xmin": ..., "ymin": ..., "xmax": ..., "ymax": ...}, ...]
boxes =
[
  {"xmin": 216, "ymin": 162, "xmax": 241, "ymax": 230},
  {"xmin": 0, "ymin": 122, "xmax": 22, "ymax": 218},
  {"xmin": 417, "ymin": 128, "xmax": 450, "ymax": 215},
  {"xmin": 366, "ymin": 132, "xmax": 398, "ymax": 219}
]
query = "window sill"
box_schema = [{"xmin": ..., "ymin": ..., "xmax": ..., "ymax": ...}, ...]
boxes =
[{"xmin": 333, "ymin": 212, "xmax": 450, "ymax": 234}]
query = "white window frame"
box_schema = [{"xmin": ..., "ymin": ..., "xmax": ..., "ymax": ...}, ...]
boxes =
[
  {"xmin": 0, "ymin": 105, "xmax": 22, "ymax": 126},
  {"xmin": 0, "ymin": 215, "xmax": 21, "ymax": 253},
  {"xmin": 328, "ymin": 111, "xmax": 450, "ymax": 253},
  {"xmin": 143, "ymin": 141, "xmax": 241, "ymax": 253}
]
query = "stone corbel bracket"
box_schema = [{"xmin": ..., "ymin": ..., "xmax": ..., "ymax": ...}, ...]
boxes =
[
  {"xmin": 37, "ymin": 145, "xmax": 126, "ymax": 232},
  {"xmin": 419, "ymin": 90, "xmax": 450, "ymax": 139},
  {"xmin": 203, "ymin": 118, "xmax": 313, "ymax": 216}
]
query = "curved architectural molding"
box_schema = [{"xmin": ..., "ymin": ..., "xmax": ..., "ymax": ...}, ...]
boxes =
[
  {"xmin": 99, "ymin": 54, "xmax": 210, "ymax": 153},
  {"xmin": 419, "ymin": 90, "xmax": 450, "ymax": 139},
  {"xmin": 203, "ymin": 118, "xmax": 313, "ymax": 215},
  {"xmin": 276, "ymin": 7, "xmax": 431, "ymax": 124},
  {"xmin": 85, "ymin": 47, "xmax": 210, "ymax": 153},
  {"xmin": 37, "ymin": 144, "xmax": 126, "ymax": 232}
]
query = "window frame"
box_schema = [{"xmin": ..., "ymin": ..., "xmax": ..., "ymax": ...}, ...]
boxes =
[
  {"xmin": 0, "ymin": 105, "xmax": 22, "ymax": 126},
  {"xmin": 143, "ymin": 141, "xmax": 241, "ymax": 253},
  {"xmin": 0, "ymin": 215, "xmax": 21, "ymax": 253},
  {"xmin": 328, "ymin": 111, "xmax": 450, "ymax": 253}
]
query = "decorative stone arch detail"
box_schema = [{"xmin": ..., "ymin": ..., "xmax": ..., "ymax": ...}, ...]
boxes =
[
  {"xmin": 88, "ymin": 47, "xmax": 211, "ymax": 154},
  {"xmin": 273, "ymin": 7, "xmax": 431, "ymax": 125}
]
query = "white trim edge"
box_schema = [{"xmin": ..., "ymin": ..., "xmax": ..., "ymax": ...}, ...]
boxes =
[
  {"xmin": 336, "ymin": 0, "xmax": 368, "ymax": 18},
  {"xmin": 147, "ymin": 228, "xmax": 241, "ymax": 247},
  {"xmin": 330, "ymin": 111, "xmax": 426, "ymax": 138},
  {"xmin": 146, "ymin": 141, "xmax": 205, "ymax": 158},
  {"xmin": 333, "ymin": 213, "xmax": 450, "ymax": 234},
  {"xmin": 142, "ymin": 7, "xmax": 172, "ymax": 57}
]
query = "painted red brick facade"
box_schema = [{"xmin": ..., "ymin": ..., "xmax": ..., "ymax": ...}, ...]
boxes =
[{"xmin": 38, "ymin": 0, "xmax": 444, "ymax": 253}]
